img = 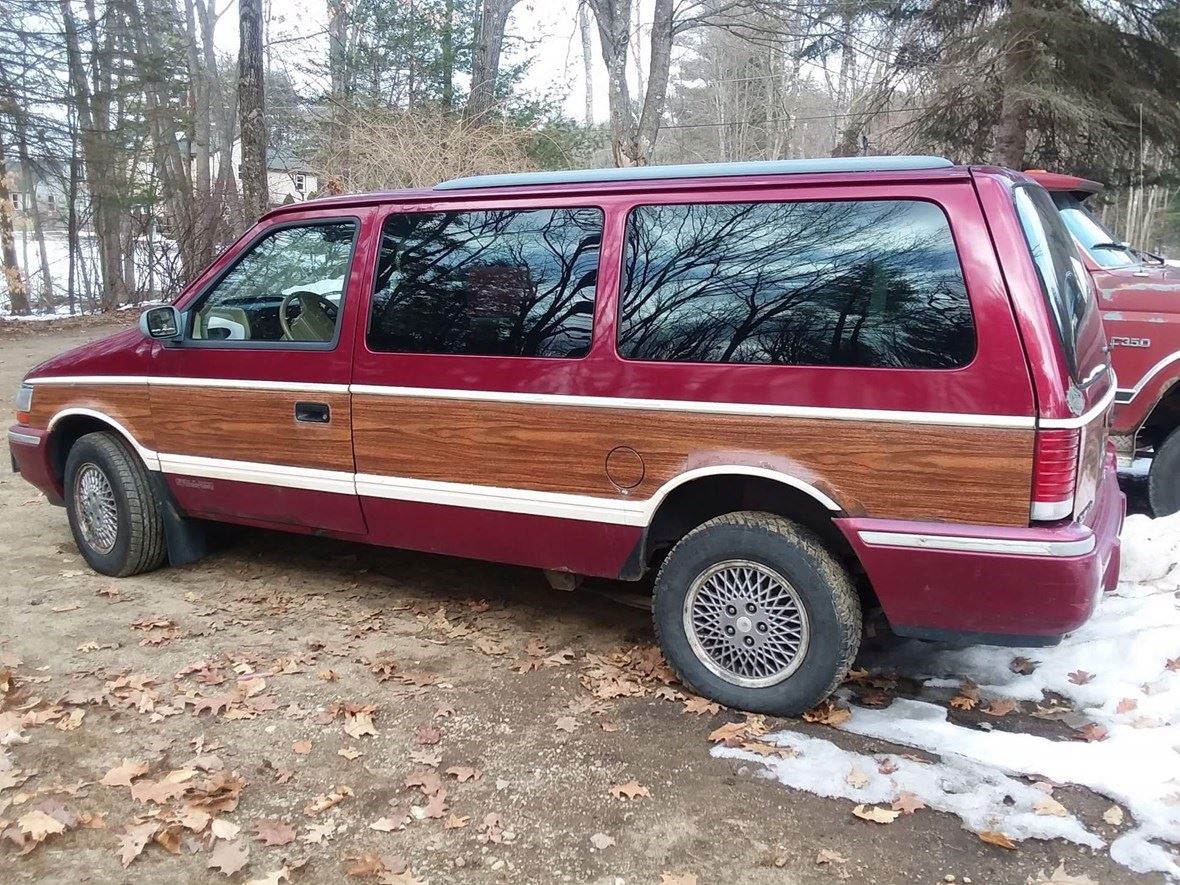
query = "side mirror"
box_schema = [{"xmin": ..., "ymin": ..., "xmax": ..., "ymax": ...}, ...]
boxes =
[{"xmin": 139, "ymin": 305, "xmax": 182, "ymax": 341}]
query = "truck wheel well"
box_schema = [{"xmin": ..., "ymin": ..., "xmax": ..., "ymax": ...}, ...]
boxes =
[
  {"xmin": 1141, "ymin": 382, "xmax": 1180, "ymax": 448},
  {"xmin": 640, "ymin": 474, "xmax": 876, "ymax": 611}
]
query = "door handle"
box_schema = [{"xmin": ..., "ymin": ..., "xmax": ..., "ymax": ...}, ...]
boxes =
[{"xmin": 295, "ymin": 401, "xmax": 331, "ymax": 423}]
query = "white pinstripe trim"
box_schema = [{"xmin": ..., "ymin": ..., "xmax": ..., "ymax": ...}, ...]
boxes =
[
  {"xmin": 24, "ymin": 375, "xmax": 1037, "ymax": 428},
  {"xmin": 1110, "ymin": 352, "xmax": 1180, "ymax": 404},
  {"xmin": 158, "ymin": 453, "xmax": 355, "ymax": 495},
  {"xmin": 858, "ymin": 529, "xmax": 1094, "ymax": 557},
  {"xmin": 1037, "ymin": 375, "xmax": 1117, "ymax": 429}
]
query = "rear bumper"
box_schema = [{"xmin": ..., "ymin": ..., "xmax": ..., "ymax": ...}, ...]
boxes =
[
  {"xmin": 836, "ymin": 451, "xmax": 1125, "ymax": 644},
  {"xmin": 8, "ymin": 425, "xmax": 63, "ymax": 505}
]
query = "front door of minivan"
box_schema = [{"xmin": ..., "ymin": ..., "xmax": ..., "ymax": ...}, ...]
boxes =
[{"xmin": 147, "ymin": 209, "xmax": 377, "ymax": 535}]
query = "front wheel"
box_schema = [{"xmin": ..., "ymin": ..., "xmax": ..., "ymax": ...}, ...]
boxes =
[
  {"xmin": 1149, "ymin": 427, "xmax": 1180, "ymax": 517},
  {"xmin": 64, "ymin": 431, "xmax": 167, "ymax": 577},
  {"xmin": 652, "ymin": 511, "xmax": 861, "ymax": 715}
]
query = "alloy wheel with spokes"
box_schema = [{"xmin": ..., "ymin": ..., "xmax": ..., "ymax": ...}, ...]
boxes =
[
  {"xmin": 683, "ymin": 559, "xmax": 810, "ymax": 688},
  {"xmin": 73, "ymin": 462, "xmax": 119, "ymax": 554}
]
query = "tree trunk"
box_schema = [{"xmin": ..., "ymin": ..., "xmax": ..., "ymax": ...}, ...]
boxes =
[
  {"xmin": 579, "ymin": 4, "xmax": 594, "ymax": 125},
  {"xmin": 0, "ymin": 135, "xmax": 29, "ymax": 315},
  {"xmin": 442, "ymin": 0, "xmax": 455, "ymax": 111},
  {"xmin": 466, "ymin": 0, "xmax": 520, "ymax": 122},
  {"xmin": 634, "ymin": 0, "xmax": 673, "ymax": 164},
  {"xmin": 238, "ymin": 0, "xmax": 268, "ymax": 220},
  {"xmin": 996, "ymin": 0, "xmax": 1035, "ymax": 169},
  {"xmin": 12, "ymin": 113, "xmax": 53, "ymax": 309}
]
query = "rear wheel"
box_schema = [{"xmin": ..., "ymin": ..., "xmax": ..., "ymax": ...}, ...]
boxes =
[
  {"xmin": 1148, "ymin": 427, "xmax": 1180, "ymax": 517},
  {"xmin": 64, "ymin": 432, "xmax": 166, "ymax": 577},
  {"xmin": 652, "ymin": 511, "xmax": 861, "ymax": 715}
]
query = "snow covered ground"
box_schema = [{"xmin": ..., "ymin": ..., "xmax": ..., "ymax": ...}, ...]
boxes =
[{"xmin": 717, "ymin": 512, "xmax": 1180, "ymax": 878}]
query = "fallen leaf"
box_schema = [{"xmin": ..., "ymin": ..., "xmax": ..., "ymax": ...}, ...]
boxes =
[
  {"xmin": 949, "ymin": 694, "xmax": 977, "ymax": 711},
  {"xmin": 892, "ymin": 792, "xmax": 925, "ymax": 815},
  {"xmin": 609, "ymin": 780, "xmax": 650, "ymax": 800},
  {"xmin": 344, "ymin": 708, "xmax": 378, "ymax": 739},
  {"xmin": 1074, "ymin": 723, "xmax": 1108, "ymax": 742},
  {"xmin": 130, "ymin": 778, "xmax": 187, "ymax": 805},
  {"xmin": 1102, "ymin": 805, "xmax": 1124, "ymax": 826},
  {"xmin": 590, "ymin": 832, "xmax": 616, "ymax": 849},
  {"xmin": 369, "ymin": 816, "xmax": 404, "ymax": 833},
  {"xmin": 983, "ymin": 699, "xmax": 1017, "ymax": 717},
  {"xmin": 1034, "ymin": 797, "xmax": 1068, "ymax": 817},
  {"xmin": 802, "ymin": 700, "xmax": 851, "ymax": 727},
  {"xmin": 338, "ymin": 747, "xmax": 362, "ymax": 761},
  {"xmin": 302, "ymin": 821, "xmax": 335, "ymax": 844},
  {"xmin": 253, "ymin": 818, "xmax": 296, "ymax": 846},
  {"xmin": 444, "ymin": 813, "xmax": 469, "ymax": 830},
  {"xmin": 208, "ymin": 838, "xmax": 250, "ymax": 876},
  {"xmin": 554, "ymin": 716, "xmax": 577, "ymax": 733},
  {"xmin": 244, "ymin": 868, "xmax": 291, "ymax": 885},
  {"xmin": 852, "ymin": 804, "xmax": 899, "ymax": 824},
  {"xmin": 845, "ymin": 768, "xmax": 869, "ymax": 789},
  {"xmin": 1067, "ymin": 670, "xmax": 1094, "ymax": 685},
  {"xmin": 1010, "ymin": 656, "xmax": 1036, "ymax": 675},
  {"xmin": 409, "ymin": 750, "xmax": 441, "ymax": 768},
  {"xmin": 101, "ymin": 759, "xmax": 150, "ymax": 787},
  {"xmin": 17, "ymin": 809, "xmax": 66, "ymax": 842},
  {"xmin": 304, "ymin": 786, "xmax": 352, "ymax": 816},
  {"xmin": 683, "ymin": 696, "xmax": 721, "ymax": 715},
  {"xmin": 291, "ymin": 740, "xmax": 312, "ymax": 755},
  {"xmin": 978, "ymin": 830, "xmax": 1017, "ymax": 850},
  {"xmin": 211, "ymin": 818, "xmax": 241, "ymax": 840},
  {"xmin": 414, "ymin": 724, "xmax": 441, "ymax": 745},
  {"xmin": 1115, "ymin": 698, "xmax": 1137, "ymax": 714},
  {"xmin": 815, "ymin": 848, "xmax": 848, "ymax": 864},
  {"xmin": 118, "ymin": 821, "xmax": 158, "ymax": 867}
]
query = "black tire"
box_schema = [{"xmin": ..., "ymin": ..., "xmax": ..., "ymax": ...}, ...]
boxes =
[
  {"xmin": 64, "ymin": 431, "xmax": 167, "ymax": 577},
  {"xmin": 1149, "ymin": 427, "xmax": 1180, "ymax": 517},
  {"xmin": 652, "ymin": 511, "xmax": 861, "ymax": 715}
]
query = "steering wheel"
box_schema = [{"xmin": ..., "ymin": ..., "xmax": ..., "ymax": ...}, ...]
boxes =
[{"xmin": 278, "ymin": 291, "xmax": 337, "ymax": 341}]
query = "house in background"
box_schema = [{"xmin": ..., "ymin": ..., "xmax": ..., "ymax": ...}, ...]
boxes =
[{"xmin": 213, "ymin": 140, "xmax": 319, "ymax": 205}]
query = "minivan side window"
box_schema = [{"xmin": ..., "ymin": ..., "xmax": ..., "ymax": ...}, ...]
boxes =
[
  {"xmin": 367, "ymin": 208, "xmax": 602, "ymax": 358},
  {"xmin": 616, "ymin": 199, "xmax": 976, "ymax": 369},
  {"xmin": 190, "ymin": 221, "xmax": 357, "ymax": 345},
  {"xmin": 1013, "ymin": 185, "xmax": 1093, "ymax": 380}
]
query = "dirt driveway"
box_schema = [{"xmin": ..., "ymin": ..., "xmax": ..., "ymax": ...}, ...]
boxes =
[{"xmin": 0, "ymin": 321, "xmax": 1158, "ymax": 884}]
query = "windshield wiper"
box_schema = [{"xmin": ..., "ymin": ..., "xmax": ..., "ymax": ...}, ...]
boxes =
[{"xmin": 1090, "ymin": 241, "xmax": 1135, "ymax": 254}]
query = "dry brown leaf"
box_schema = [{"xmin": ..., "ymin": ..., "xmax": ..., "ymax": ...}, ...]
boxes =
[
  {"xmin": 369, "ymin": 816, "xmax": 405, "ymax": 833},
  {"xmin": 17, "ymin": 809, "xmax": 66, "ymax": 842},
  {"xmin": 1102, "ymin": 805, "xmax": 1124, "ymax": 826},
  {"xmin": 338, "ymin": 747, "xmax": 363, "ymax": 761},
  {"xmin": 815, "ymin": 848, "xmax": 848, "ymax": 864},
  {"xmin": 118, "ymin": 821, "xmax": 158, "ymax": 868},
  {"xmin": 949, "ymin": 694, "xmax": 978, "ymax": 711},
  {"xmin": 609, "ymin": 780, "xmax": 650, "ymax": 800},
  {"xmin": 1067, "ymin": 670, "xmax": 1094, "ymax": 685},
  {"xmin": 444, "ymin": 813, "xmax": 470, "ymax": 830},
  {"xmin": 414, "ymin": 724, "xmax": 441, "ymax": 745},
  {"xmin": 845, "ymin": 768, "xmax": 869, "ymax": 789},
  {"xmin": 445, "ymin": 765, "xmax": 481, "ymax": 783},
  {"xmin": 304, "ymin": 786, "xmax": 353, "ymax": 816},
  {"xmin": 802, "ymin": 699, "xmax": 851, "ymax": 726},
  {"xmin": 130, "ymin": 778, "xmax": 187, "ymax": 805},
  {"xmin": 208, "ymin": 838, "xmax": 250, "ymax": 876},
  {"xmin": 983, "ymin": 699, "xmax": 1018, "ymax": 717},
  {"xmin": 892, "ymin": 792, "xmax": 925, "ymax": 815},
  {"xmin": 344, "ymin": 708, "xmax": 378, "ymax": 739},
  {"xmin": 554, "ymin": 716, "xmax": 577, "ymax": 733},
  {"xmin": 682, "ymin": 696, "xmax": 722, "ymax": 716},
  {"xmin": 211, "ymin": 818, "xmax": 241, "ymax": 840},
  {"xmin": 1034, "ymin": 797, "xmax": 1068, "ymax": 817},
  {"xmin": 978, "ymin": 830, "xmax": 1017, "ymax": 850},
  {"xmin": 291, "ymin": 740, "xmax": 312, "ymax": 755},
  {"xmin": 253, "ymin": 818, "xmax": 296, "ymax": 846},
  {"xmin": 409, "ymin": 750, "xmax": 441, "ymax": 768},
  {"xmin": 1074, "ymin": 723, "xmax": 1108, "ymax": 742},
  {"xmin": 852, "ymin": 804, "xmax": 899, "ymax": 824},
  {"xmin": 1009, "ymin": 656, "xmax": 1036, "ymax": 675},
  {"xmin": 1115, "ymin": 698, "xmax": 1137, "ymax": 714},
  {"xmin": 100, "ymin": 759, "xmax": 150, "ymax": 787}
]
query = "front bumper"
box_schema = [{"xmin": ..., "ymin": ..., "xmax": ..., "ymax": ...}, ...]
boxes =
[
  {"xmin": 8, "ymin": 425, "xmax": 63, "ymax": 505},
  {"xmin": 836, "ymin": 451, "xmax": 1125, "ymax": 645}
]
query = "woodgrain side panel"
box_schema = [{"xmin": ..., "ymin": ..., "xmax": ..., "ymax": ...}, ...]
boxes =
[
  {"xmin": 150, "ymin": 388, "xmax": 354, "ymax": 471},
  {"xmin": 27, "ymin": 384, "xmax": 156, "ymax": 450},
  {"xmin": 352, "ymin": 395, "xmax": 1035, "ymax": 526}
]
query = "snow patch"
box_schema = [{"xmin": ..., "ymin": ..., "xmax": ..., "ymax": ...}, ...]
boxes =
[{"xmin": 721, "ymin": 512, "xmax": 1180, "ymax": 877}]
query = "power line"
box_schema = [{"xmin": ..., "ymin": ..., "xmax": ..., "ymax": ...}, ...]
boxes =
[{"xmin": 662, "ymin": 104, "xmax": 936, "ymax": 131}]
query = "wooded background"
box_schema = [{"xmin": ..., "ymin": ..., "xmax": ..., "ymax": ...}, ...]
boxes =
[{"xmin": 1, "ymin": 0, "xmax": 1178, "ymax": 316}]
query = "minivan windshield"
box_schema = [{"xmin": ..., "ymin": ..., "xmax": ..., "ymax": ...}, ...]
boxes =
[
  {"xmin": 1051, "ymin": 192, "xmax": 1138, "ymax": 269},
  {"xmin": 1013, "ymin": 184, "xmax": 1096, "ymax": 383}
]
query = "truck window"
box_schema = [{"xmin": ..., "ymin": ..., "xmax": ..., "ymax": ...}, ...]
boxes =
[
  {"xmin": 1013, "ymin": 185, "xmax": 1095, "ymax": 382},
  {"xmin": 1051, "ymin": 192, "xmax": 1137, "ymax": 269},
  {"xmin": 615, "ymin": 199, "xmax": 976, "ymax": 368}
]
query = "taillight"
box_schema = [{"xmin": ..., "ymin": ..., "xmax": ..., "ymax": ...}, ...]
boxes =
[{"xmin": 1030, "ymin": 428, "xmax": 1079, "ymax": 521}]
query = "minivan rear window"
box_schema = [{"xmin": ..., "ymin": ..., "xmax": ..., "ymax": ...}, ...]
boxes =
[
  {"xmin": 1013, "ymin": 185, "xmax": 1094, "ymax": 381},
  {"xmin": 616, "ymin": 199, "xmax": 976, "ymax": 368}
]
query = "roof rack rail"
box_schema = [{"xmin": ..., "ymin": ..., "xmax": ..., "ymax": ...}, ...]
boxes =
[{"xmin": 434, "ymin": 155, "xmax": 955, "ymax": 191}]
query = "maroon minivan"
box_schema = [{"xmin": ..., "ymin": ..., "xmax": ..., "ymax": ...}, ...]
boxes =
[{"xmin": 8, "ymin": 157, "xmax": 1124, "ymax": 714}]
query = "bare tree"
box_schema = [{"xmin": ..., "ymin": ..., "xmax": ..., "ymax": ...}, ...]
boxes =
[
  {"xmin": 466, "ymin": 0, "xmax": 522, "ymax": 122},
  {"xmin": 587, "ymin": 0, "xmax": 675, "ymax": 166},
  {"xmin": 0, "ymin": 130, "xmax": 29, "ymax": 314},
  {"xmin": 578, "ymin": 2, "xmax": 595, "ymax": 126},
  {"xmin": 238, "ymin": 0, "xmax": 267, "ymax": 219}
]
